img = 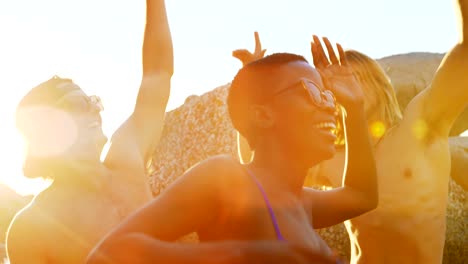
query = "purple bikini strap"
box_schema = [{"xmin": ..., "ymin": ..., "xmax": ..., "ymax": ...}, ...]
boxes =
[{"xmin": 245, "ymin": 168, "xmax": 285, "ymax": 241}]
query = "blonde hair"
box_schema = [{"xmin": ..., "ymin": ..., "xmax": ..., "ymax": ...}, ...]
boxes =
[{"xmin": 345, "ymin": 50, "xmax": 402, "ymax": 129}]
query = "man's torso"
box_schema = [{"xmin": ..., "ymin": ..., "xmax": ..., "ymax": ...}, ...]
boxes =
[
  {"xmin": 349, "ymin": 125, "xmax": 451, "ymax": 264},
  {"xmin": 23, "ymin": 168, "xmax": 152, "ymax": 264}
]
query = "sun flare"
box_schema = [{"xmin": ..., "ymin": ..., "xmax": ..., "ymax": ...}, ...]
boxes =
[{"xmin": 0, "ymin": 127, "xmax": 50, "ymax": 196}]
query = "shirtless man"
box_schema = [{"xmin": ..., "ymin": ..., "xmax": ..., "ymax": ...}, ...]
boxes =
[
  {"xmin": 311, "ymin": 1, "xmax": 468, "ymax": 262},
  {"xmin": 309, "ymin": 41, "xmax": 468, "ymax": 264},
  {"xmin": 236, "ymin": 4, "xmax": 467, "ymax": 263},
  {"xmin": 86, "ymin": 39, "xmax": 377, "ymax": 264},
  {"xmin": 6, "ymin": 0, "xmax": 173, "ymax": 263}
]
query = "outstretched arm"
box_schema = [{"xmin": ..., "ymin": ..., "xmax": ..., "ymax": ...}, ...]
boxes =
[
  {"xmin": 407, "ymin": 0, "xmax": 468, "ymax": 137},
  {"xmin": 105, "ymin": 0, "xmax": 173, "ymax": 178},
  {"xmin": 86, "ymin": 157, "xmax": 339, "ymax": 264},
  {"xmin": 449, "ymin": 136, "xmax": 468, "ymax": 190},
  {"xmin": 302, "ymin": 36, "xmax": 378, "ymax": 229},
  {"xmin": 87, "ymin": 158, "xmax": 232, "ymax": 264}
]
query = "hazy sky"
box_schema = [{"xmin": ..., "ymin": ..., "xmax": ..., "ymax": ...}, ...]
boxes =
[{"xmin": 0, "ymin": 0, "xmax": 460, "ymax": 194}]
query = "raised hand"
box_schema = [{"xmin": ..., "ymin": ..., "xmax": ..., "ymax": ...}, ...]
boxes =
[
  {"xmin": 232, "ymin": 31, "xmax": 267, "ymax": 66},
  {"xmin": 311, "ymin": 35, "xmax": 364, "ymax": 109}
]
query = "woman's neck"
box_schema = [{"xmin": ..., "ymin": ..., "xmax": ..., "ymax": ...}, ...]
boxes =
[{"xmin": 249, "ymin": 141, "xmax": 311, "ymax": 195}]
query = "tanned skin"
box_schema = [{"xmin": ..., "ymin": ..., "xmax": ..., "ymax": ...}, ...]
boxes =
[{"xmin": 6, "ymin": 0, "xmax": 173, "ymax": 263}]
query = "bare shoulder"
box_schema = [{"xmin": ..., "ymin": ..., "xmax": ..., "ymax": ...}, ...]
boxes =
[
  {"xmin": 393, "ymin": 90, "xmax": 444, "ymax": 146},
  {"xmin": 196, "ymin": 154, "xmax": 241, "ymax": 169},
  {"xmin": 103, "ymin": 119, "xmax": 145, "ymax": 171},
  {"xmin": 8, "ymin": 199, "xmax": 54, "ymax": 236},
  {"xmin": 186, "ymin": 155, "xmax": 244, "ymax": 181},
  {"xmin": 180, "ymin": 155, "xmax": 247, "ymax": 195},
  {"xmin": 7, "ymin": 202, "xmax": 52, "ymax": 262}
]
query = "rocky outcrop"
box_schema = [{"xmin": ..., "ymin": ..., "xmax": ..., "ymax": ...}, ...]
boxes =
[
  {"xmin": 149, "ymin": 87, "xmax": 237, "ymax": 194},
  {"xmin": 149, "ymin": 52, "xmax": 467, "ymax": 263}
]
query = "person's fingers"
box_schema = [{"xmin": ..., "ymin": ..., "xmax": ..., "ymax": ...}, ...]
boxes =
[
  {"xmin": 311, "ymin": 42, "xmax": 319, "ymax": 67},
  {"xmin": 232, "ymin": 49, "xmax": 252, "ymax": 64},
  {"xmin": 313, "ymin": 35, "xmax": 326, "ymax": 67},
  {"xmin": 323, "ymin": 37, "xmax": 339, "ymax": 65},
  {"xmin": 313, "ymin": 35, "xmax": 330, "ymax": 67},
  {"xmin": 254, "ymin": 31, "xmax": 262, "ymax": 53},
  {"xmin": 337, "ymin": 43, "xmax": 347, "ymax": 66},
  {"xmin": 232, "ymin": 49, "xmax": 245, "ymax": 58}
]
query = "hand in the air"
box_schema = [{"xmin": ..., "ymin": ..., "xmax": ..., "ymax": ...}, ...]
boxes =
[
  {"xmin": 232, "ymin": 31, "xmax": 267, "ymax": 66},
  {"xmin": 311, "ymin": 35, "xmax": 364, "ymax": 109}
]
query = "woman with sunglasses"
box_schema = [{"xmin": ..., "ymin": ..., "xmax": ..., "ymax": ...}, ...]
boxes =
[
  {"xmin": 6, "ymin": 0, "xmax": 173, "ymax": 263},
  {"xmin": 237, "ymin": 0, "xmax": 468, "ymax": 262},
  {"xmin": 86, "ymin": 31, "xmax": 376, "ymax": 262}
]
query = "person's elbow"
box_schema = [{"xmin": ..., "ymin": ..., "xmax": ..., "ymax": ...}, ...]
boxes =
[
  {"xmin": 349, "ymin": 189, "xmax": 378, "ymax": 218},
  {"xmin": 366, "ymin": 188, "xmax": 379, "ymax": 212},
  {"xmin": 362, "ymin": 174, "xmax": 379, "ymax": 212},
  {"xmin": 353, "ymin": 173, "xmax": 379, "ymax": 214},
  {"xmin": 86, "ymin": 235, "xmax": 130, "ymax": 264},
  {"xmin": 86, "ymin": 243, "xmax": 115, "ymax": 264}
]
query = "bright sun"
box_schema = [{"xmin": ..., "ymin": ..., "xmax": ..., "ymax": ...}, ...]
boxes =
[
  {"xmin": 0, "ymin": 127, "xmax": 50, "ymax": 196},
  {"xmin": 0, "ymin": 74, "xmax": 117, "ymax": 197}
]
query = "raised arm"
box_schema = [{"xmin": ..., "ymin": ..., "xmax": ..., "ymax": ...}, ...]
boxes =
[
  {"xmin": 449, "ymin": 136, "xmax": 468, "ymax": 190},
  {"xmin": 407, "ymin": 0, "xmax": 468, "ymax": 137},
  {"xmin": 302, "ymin": 36, "xmax": 378, "ymax": 229},
  {"xmin": 104, "ymin": 0, "xmax": 173, "ymax": 173}
]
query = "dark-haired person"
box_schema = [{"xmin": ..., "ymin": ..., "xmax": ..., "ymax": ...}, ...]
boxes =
[
  {"xmin": 6, "ymin": 0, "xmax": 173, "ymax": 263},
  {"xmin": 238, "ymin": 10, "xmax": 468, "ymax": 261},
  {"xmin": 86, "ymin": 38, "xmax": 377, "ymax": 264}
]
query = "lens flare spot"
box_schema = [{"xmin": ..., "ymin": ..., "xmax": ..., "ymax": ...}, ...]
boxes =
[
  {"xmin": 412, "ymin": 119, "xmax": 428, "ymax": 140},
  {"xmin": 17, "ymin": 106, "xmax": 79, "ymax": 157},
  {"xmin": 370, "ymin": 121, "xmax": 386, "ymax": 139}
]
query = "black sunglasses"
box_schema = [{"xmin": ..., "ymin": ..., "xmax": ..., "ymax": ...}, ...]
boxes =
[{"xmin": 270, "ymin": 79, "xmax": 336, "ymax": 108}]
